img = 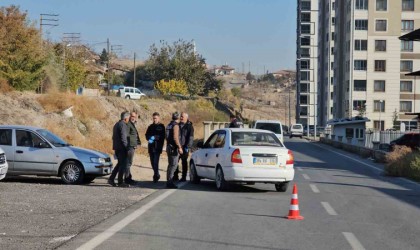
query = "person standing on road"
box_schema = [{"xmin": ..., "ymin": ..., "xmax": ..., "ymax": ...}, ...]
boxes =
[
  {"xmin": 145, "ymin": 112, "xmax": 165, "ymax": 183},
  {"xmin": 126, "ymin": 111, "xmax": 141, "ymax": 184},
  {"xmin": 229, "ymin": 114, "xmax": 242, "ymax": 128},
  {"xmin": 108, "ymin": 111, "xmax": 130, "ymax": 187},
  {"xmin": 174, "ymin": 112, "xmax": 194, "ymax": 182},
  {"xmin": 165, "ymin": 112, "xmax": 183, "ymax": 189}
]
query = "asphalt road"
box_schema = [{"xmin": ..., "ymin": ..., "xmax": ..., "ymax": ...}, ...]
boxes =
[{"xmin": 60, "ymin": 138, "xmax": 420, "ymax": 250}]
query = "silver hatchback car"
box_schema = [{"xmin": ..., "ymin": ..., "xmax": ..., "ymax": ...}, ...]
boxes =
[{"xmin": 0, "ymin": 125, "xmax": 112, "ymax": 184}]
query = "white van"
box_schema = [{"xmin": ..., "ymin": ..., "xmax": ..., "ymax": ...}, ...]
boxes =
[
  {"xmin": 0, "ymin": 147, "xmax": 8, "ymax": 181},
  {"xmin": 253, "ymin": 120, "xmax": 284, "ymax": 143},
  {"xmin": 290, "ymin": 124, "xmax": 304, "ymax": 138},
  {"xmin": 119, "ymin": 87, "xmax": 146, "ymax": 100}
]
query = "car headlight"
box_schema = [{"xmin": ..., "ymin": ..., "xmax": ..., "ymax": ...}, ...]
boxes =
[{"xmin": 90, "ymin": 157, "xmax": 106, "ymax": 164}]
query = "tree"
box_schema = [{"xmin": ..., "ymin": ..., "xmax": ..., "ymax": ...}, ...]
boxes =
[
  {"xmin": 144, "ymin": 40, "xmax": 210, "ymax": 96},
  {"xmin": 246, "ymin": 72, "xmax": 255, "ymax": 81},
  {"xmin": 0, "ymin": 5, "xmax": 47, "ymax": 90},
  {"xmin": 99, "ymin": 48, "xmax": 108, "ymax": 65},
  {"xmin": 65, "ymin": 59, "xmax": 86, "ymax": 91},
  {"xmin": 155, "ymin": 79, "xmax": 188, "ymax": 96}
]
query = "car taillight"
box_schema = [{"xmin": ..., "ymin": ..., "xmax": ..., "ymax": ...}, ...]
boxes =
[
  {"xmin": 286, "ymin": 150, "xmax": 294, "ymax": 165},
  {"xmin": 231, "ymin": 148, "xmax": 242, "ymax": 163}
]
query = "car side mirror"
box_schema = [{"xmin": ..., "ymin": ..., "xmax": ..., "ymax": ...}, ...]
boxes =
[{"xmin": 197, "ymin": 141, "xmax": 204, "ymax": 148}]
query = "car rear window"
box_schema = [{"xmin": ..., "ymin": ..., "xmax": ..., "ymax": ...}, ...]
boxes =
[
  {"xmin": 231, "ymin": 132, "xmax": 283, "ymax": 147},
  {"xmin": 292, "ymin": 125, "xmax": 302, "ymax": 129},
  {"xmin": 255, "ymin": 123, "xmax": 282, "ymax": 134}
]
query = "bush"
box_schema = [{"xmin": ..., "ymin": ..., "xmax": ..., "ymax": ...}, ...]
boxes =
[
  {"xmin": 406, "ymin": 153, "xmax": 420, "ymax": 181},
  {"xmin": 0, "ymin": 78, "xmax": 13, "ymax": 93},
  {"xmin": 231, "ymin": 87, "xmax": 241, "ymax": 97},
  {"xmin": 155, "ymin": 79, "xmax": 188, "ymax": 96},
  {"xmin": 385, "ymin": 146, "xmax": 412, "ymax": 176}
]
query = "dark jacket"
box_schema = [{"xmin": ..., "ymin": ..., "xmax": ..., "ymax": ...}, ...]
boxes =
[
  {"xmin": 180, "ymin": 120, "xmax": 194, "ymax": 148},
  {"xmin": 112, "ymin": 120, "xmax": 128, "ymax": 151},
  {"xmin": 229, "ymin": 118, "xmax": 241, "ymax": 128},
  {"xmin": 145, "ymin": 122, "xmax": 165, "ymax": 153},
  {"xmin": 127, "ymin": 121, "xmax": 141, "ymax": 147},
  {"xmin": 166, "ymin": 121, "xmax": 181, "ymax": 148}
]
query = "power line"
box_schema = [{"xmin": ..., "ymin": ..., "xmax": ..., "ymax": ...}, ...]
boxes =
[{"xmin": 40, "ymin": 13, "xmax": 59, "ymax": 37}]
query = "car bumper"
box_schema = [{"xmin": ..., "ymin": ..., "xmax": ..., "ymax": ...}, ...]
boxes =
[
  {"xmin": 291, "ymin": 132, "xmax": 303, "ymax": 136},
  {"xmin": 223, "ymin": 165, "xmax": 294, "ymax": 183},
  {"xmin": 83, "ymin": 162, "xmax": 113, "ymax": 176},
  {"xmin": 0, "ymin": 163, "xmax": 8, "ymax": 180}
]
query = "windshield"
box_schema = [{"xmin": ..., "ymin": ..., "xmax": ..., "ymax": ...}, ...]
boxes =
[
  {"xmin": 255, "ymin": 123, "xmax": 282, "ymax": 134},
  {"xmin": 37, "ymin": 129, "xmax": 70, "ymax": 147},
  {"xmin": 231, "ymin": 132, "xmax": 283, "ymax": 147}
]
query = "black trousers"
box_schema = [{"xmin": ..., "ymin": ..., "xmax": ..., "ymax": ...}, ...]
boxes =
[
  {"xmin": 109, "ymin": 149, "xmax": 129, "ymax": 184},
  {"xmin": 174, "ymin": 152, "xmax": 189, "ymax": 179},
  {"xmin": 149, "ymin": 151, "xmax": 161, "ymax": 178}
]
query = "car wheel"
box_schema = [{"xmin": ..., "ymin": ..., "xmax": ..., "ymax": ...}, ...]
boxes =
[
  {"xmin": 83, "ymin": 176, "xmax": 96, "ymax": 184},
  {"xmin": 215, "ymin": 167, "xmax": 228, "ymax": 191},
  {"xmin": 60, "ymin": 161, "xmax": 84, "ymax": 185},
  {"xmin": 275, "ymin": 182, "xmax": 289, "ymax": 192},
  {"xmin": 189, "ymin": 161, "xmax": 201, "ymax": 184},
  {"xmin": 125, "ymin": 95, "xmax": 130, "ymax": 99}
]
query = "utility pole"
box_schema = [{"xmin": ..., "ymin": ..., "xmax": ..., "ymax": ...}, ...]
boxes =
[
  {"xmin": 242, "ymin": 62, "xmax": 245, "ymax": 74},
  {"xmin": 107, "ymin": 38, "xmax": 110, "ymax": 95},
  {"xmin": 289, "ymin": 85, "xmax": 292, "ymax": 128},
  {"xmin": 133, "ymin": 52, "xmax": 136, "ymax": 87},
  {"xmin": 40, "ymin": 14, "xmax": 59, "ymax": 38}
]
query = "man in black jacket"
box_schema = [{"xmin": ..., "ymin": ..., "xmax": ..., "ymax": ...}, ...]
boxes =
[
  {"xmin": 145, "ymin": 112, "xmax": 165, "ymax": 183},
  {"xmin": 108, "ymin": 112, "xmax": 130, "ymax": 187},
  {"xmin": 229, "ymin": 114, "xmax": 242, "ymax": 128},
  {"xmin": 126, "ymin": 111, "xmax": 141, "ymax": 184},
  {"xmin": 174, "ymin": 112, "xmax": 194, "ymax": 182}
]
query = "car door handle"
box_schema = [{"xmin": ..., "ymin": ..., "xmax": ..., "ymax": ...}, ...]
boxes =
[
  {"xmin": 216, "ymin": 154, "xmax": 219, "ymax": 157},
  {"xmin": 16, "ymin": 150, "xmax": 23, "ymax": 154},
  {"xmin": 205, "ymin": 153, "xmax": 208, "ymax": 157}
]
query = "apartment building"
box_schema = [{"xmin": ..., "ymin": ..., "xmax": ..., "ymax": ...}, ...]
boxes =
[
  {"xmin": 333, "ymin": 0, "xmax": 420, "ymax": 130},
  {"xmin": 317, "ymin": 0, "xmax": 336, "ymax": 126},
  {"xmin": 296, "ymin": 0, "xmax": 319, "ymax": 127}
]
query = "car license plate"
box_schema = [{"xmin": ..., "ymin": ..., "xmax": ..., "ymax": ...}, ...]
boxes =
[{"xmin": 253, "ymin": 157, "xmax": 276, "ymax": 165}]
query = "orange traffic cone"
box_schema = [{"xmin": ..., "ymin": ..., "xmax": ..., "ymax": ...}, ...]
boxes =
[{"xmin": 286, "ymin": 183, "xmax": 304, "ymax": 220}]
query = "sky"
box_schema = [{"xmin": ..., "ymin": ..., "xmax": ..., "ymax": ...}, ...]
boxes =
[{"xmin": 3, "ymin": 0, "xmax": 297, "ymax": 74}]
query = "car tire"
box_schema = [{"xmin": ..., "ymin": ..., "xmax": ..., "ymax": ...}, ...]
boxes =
[
  {"xmin": 83, "ymin": 176, "xmax": 96, "ymax": 184},
  {"xmin": 215, "ymin": 167, "xmax": 228, "ymax": 191},
  {"xmin": 189, "ymin": 161, "xmax": 201, "ymax": 184},
  {"xmin": 275, "ymin": 182, "xmax": 289, "ymax": 192},
  {"xmin": 60, "ymin": 161, "xmax": 84, "ymax": 185},
  {"xmin": 125, "ymin": 95, "xmax": 130, "ymax": 99}
]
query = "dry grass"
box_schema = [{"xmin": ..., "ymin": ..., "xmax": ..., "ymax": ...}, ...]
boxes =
[
  {"xmin": 0, "ymin": 78, "xmax": 13, "ymax": 93},
  {"xmin": 385, "ymin": 146, "xmax": 418, "ymax": 178}
]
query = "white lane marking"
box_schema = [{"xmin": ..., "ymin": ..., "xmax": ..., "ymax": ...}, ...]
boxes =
[
  {"xmin": 321, "ymin": 202, "xmax": 337, "ymax": 216},
  {"xmin": 296, "ymin": 167, "xmax": 303, "ymax": 171},
  {"xmin": 311, "ymin": 143, "xmax": 382, "ymax": 171},
  {"xmin": 309, "ymin": 184, "xmax": 320, "ymax": 193},
  {"xmin": 76, "ymin": 182, "xmax": 188, "ymax": 250},
  {"xmin": 302, "ymin": 173, "xmax": 310, "ymax": 180},
  {"xmin": 342, "ymin": 232, "xmax": 366, "ymax": 250}
]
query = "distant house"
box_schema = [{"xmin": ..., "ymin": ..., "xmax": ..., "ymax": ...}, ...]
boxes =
[
  {"xmin": 272, "ymin": 70, "xmax": 295, "ymax": 78},
  {"xmin": 213, "ymin": 65, "xmax": 235, "ymax": 76}
]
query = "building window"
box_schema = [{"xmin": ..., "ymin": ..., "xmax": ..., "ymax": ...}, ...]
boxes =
[
  {"xmin": 376, "ymin": 0, "xmax": 387, "ymax": 11},
  {"xmin": 353, "ymin": 100, "xmax": 366, "ymax": 110},
  {"xmin": 374, "ymin": 121, "xmax": 385, "ymax": 131},
  {"xmin": 300, "ymin": 71, "xmax": 310, "ymax": 81},
  {"xmin": 301, "ymin": 36, "xmax": 310, "ymax": 46},
  {"xmin": 300, "ymin": 95, "xmax": 309, "ymax": 105},
  {"xmin": 355, "ymin": 0, "xmax": 368, "ymax": 10},
  {"xmin": 300, "ymin": 83, "xmax": 309, "ymax": 93},
  {"xmin": 300, "ymin": 60, "xmax": 310, "ymax": 69},
  {"xmin": 301, "ymin": 13, "xmax": 311, "ymax": 22},
  {"xmin": 374, "ymin": 80, "xmax": 385, "ymax": 92},
  {"xmin": 355, "ymin": 20, "xmax": 368, "ymax": 30},
  {"xmin": 375, "ymin": 40, "xmax": 387, "ymax": 51},
  {"xmin": 400, "ymin": 101, "xmax": 412, "ymax": 112},
  {"xmin": 301, "ymin": 48, "xmax": 310, "ymax": 57},
  {"xmin": 400, "ymin": 81, "xmax": 413, "ymax": 92},
  {"xmin": 400, "ymin": 60, "xmax": 413, "ymax": 72},
  {"xmin": 375, "ymin": 20, "xmax": 387, "ymax": 32},
  {"xmin": 401, "ymin": 20, "xmax": 414, "ymax": 31},
  {"xmin": 301, "ymin": 1, "xmax": 311, "ymax": 11},
  {"xmin": 332, "ymin": 17, "xmax": 336, "ymax": 25},
  {"xmin": 354, "ymin": 60, "xmax": 367, "ymax": 71},
  {"xmin": 354, "ymin": 80, "xmax": 367, "ymax": 91},
  {"xmin": 374, "ymin": 100, "xmax": 385, "ymax": 112},
  {"xmin": 402, "ymin": 0, "xmax": 414, "ymax": 11},
  {"xmin": 374, "ymin": 60, "xmax": 386, "ymax": 72},
  {"xmin": 401, "ymin": 41, "xmax": 413, "ymax": 52},
  {"xmin": 300, "ymin": 106, "xmax": 308, "ymax": 116},
  {"xmin": 355, "ymin": 40, "xmax": 368, "ymax": 51},
  {"xmin": 301, "ymin": 24, "xmax": 311, "ymax": 34}
]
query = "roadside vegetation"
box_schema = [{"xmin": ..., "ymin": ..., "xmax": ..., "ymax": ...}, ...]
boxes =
[{"xmin": 385, "ymin": 146, "xmax": 420, "ymax": 181}]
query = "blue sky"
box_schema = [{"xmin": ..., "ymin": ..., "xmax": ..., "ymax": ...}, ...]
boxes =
[{"xmin": 3, "ymin": 0, "xmax": 297, "ymax": 74}]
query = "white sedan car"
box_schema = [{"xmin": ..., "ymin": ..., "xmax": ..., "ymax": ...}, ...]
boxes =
[
  {"xmin": 190, "ymin": 128, "xmax": 294, "ymax": 191},
  {"xmin": 0, "ymin": 147, "xmax": 8, "ymax": 180}
]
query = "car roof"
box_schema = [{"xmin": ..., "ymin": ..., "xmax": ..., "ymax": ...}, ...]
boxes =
[
  {"xmin": 218, "ymin": 128, "xmax": 276, "ymax": 134},
  {"xmin": 0, "ymin": 125, "xmax": 43, "ymax": 131},
  {"xmin": 254, "ymin": 120, "xmax": 282, "ymax": 124}
]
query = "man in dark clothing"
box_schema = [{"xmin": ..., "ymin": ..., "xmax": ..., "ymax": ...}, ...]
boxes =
[
  {"xmin": 126, "ymin": 111, "xmax": 141, "ymax": 184},
  {"xmin": 108, "ymin": 112, "xmax": 130, "ymax": 187},
  {"xmin": 145, "ymin": 112, "xmax": 165, "ymax": 183},
  {"xmin": 229, "ymin": 114, "xmax": 242, "ymax": 128},
  {"xmin": 165, "ymin": 112, "xmax": 183, "ymax": 189},
  {"xmin": 174, "ymin": 112, "xmax": 194, "ymax": 182}
]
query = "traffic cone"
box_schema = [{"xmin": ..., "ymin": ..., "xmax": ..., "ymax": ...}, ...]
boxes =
[{"xmin": 286, "ymin": 183, "xmax": 304, "ymax": 220}]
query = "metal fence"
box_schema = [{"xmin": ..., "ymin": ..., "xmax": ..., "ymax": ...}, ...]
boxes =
[{"xmin": 364, "ymin": 131, "xmax": 405, "ymax": 148}]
